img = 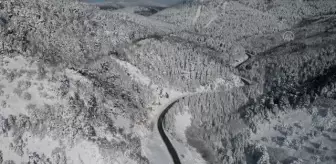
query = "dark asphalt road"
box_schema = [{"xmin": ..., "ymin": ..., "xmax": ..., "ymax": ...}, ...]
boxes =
[{"xmin": 157, "ymin": 100, "xmax": 182, "ymax": 164}]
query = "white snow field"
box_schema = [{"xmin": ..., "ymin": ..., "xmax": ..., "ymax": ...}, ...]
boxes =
[{"xmin": 1, "ymin": 0, "xmax": 336, "ymax": 164}]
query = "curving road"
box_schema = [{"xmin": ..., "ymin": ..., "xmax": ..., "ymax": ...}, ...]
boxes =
[
  {"xmin": 151, "ymin": 60, "xmax": 248, "ymax": 164},
  {"xmin": 155, "ymin": 92, "xmax": 208, "ymax": 164},
  {"xmin": 157, "ymin": 99, "xmax": 182, "ymax": 164},
  {"xmin": 155, "ymin": 86, "xmax": 248, "ymax": 164}
]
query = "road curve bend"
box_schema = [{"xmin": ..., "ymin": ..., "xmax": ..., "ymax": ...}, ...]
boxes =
[{"xmin": 157, "ymin": 99, "xmax": 181, "ymax": 164}]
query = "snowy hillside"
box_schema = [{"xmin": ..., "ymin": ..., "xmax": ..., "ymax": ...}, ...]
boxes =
[{"xmin": 0, "ymin": 0, "xmax": 336, "ymax": 164}]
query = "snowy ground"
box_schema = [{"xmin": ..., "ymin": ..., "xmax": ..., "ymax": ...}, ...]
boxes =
[
  {"xmin": 1, "ymin": 0, "xmax": 336, "ymax": 163},
  {"xmin": 0, "ymin": 55, "xmax": 141, "ymax": 163},
  {"xmin": 0, "ymin": 55, "xmax": 63, "ymax": 117},
  {"xmin": 250, "ymin": 102, "xmax": 336, "ymax": 164}
]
